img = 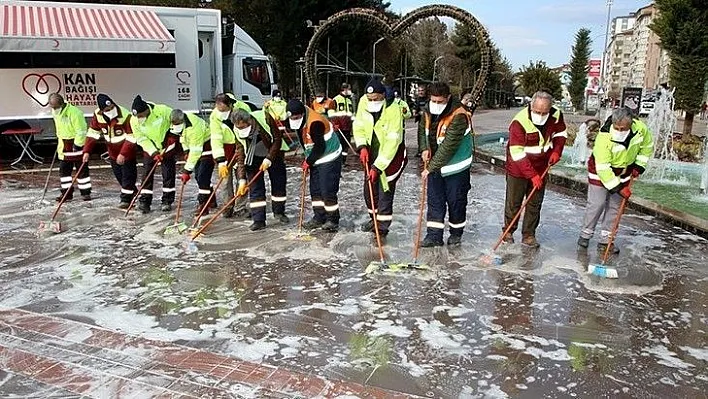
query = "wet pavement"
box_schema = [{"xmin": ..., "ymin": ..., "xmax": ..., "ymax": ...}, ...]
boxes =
[{"xmin": 0, "ymin": 115, "xmax": 707, "ymax": 398}]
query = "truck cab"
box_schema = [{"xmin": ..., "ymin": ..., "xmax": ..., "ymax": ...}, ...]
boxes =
[{"xmin": 222, "ymin": 25, "xmax": 277, "ymax": 110}]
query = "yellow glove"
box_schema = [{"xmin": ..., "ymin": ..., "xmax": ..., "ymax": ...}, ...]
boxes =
[
  {"xmin": 218, "ymin": 162, "xmax": 229, "ymax": 179},
  {"xmin": 260, "ymin": 158, "xmax": 272, "ymax": 172},
  {"xmin": 236, "ymin": 179, "xmax": 248, "ymax": 197}
]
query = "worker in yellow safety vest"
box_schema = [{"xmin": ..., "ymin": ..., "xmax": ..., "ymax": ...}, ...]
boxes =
[{"xmin": 48, "ymin": 93, "xmax": 91, "ymax": 201}]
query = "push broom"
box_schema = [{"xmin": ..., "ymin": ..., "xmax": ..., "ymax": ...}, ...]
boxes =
[
  {"xmin": 124, "ymin": 160, "xmax": 161, "ymax": 216},
  {"xmin": 588, "ymin": 177, "xmax": 634, "ymax": 279},
  {"xmin": 481, "ymin": 164, "xmax": 551, "ymax": 265},
  {"xmin": 285, "ymin": 168, "xmax": 314, "ymax": 241},
  {"xmin": 188, "ymin": 151, "xmax": 238, "ymax": 234},
  {"xmin": 185, "ymin": 170, "xmax": 263, "ymax": 251},
  {"xmin": 38, "ymin": 161, "xmax": 87, "ymax": 234},
  {"xmin": 163, "ymin": 180, "xmax": 188, "ymax": 235}
]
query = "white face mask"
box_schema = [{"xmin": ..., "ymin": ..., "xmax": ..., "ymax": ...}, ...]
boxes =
[
  {"xmin": 366, "ymin": 100, "xmax": 385, "ymax": 113},
  {"xmin": 316, "ymin": 97, "xmax": 324, "ymax": 103},
  {"xmin": 274, "ymin": 96, "xmax": 281, "ymax": 101},
  {"xmin": 530, "ymin": 111, "xmax": 549, "ymax": 125},
  {"xmin": 344, "ymin": 90, "xmax": 352, "ymax": 96},
  {"xmin": 51, "ymin": 107, "xmax": 61, "ymax": 115},
  {"xmin": 611, "ymin": 127, "xmax": 631, "ymax": 142},
  {"xmin": 103, "ymin": 107, "xmax": 118, "ymax": 120},
  {"xmin": 236, "ymin": 125, "xmax": 252, "ymax": 138},
  {"xmin": 138, "ymin": 117, "xmax": 147, "ymax": 124},
  {"xmin": 170, "ymin": 123, "xmax": 185, "ymax": 134},
  {"xmin": 289, "ymin": 117, "xmax": 304, "ymax": 130},
  {"xmin": 216, "ymin": 110, "xmax": 230, "ymax": 121},
  {"xmin": 429, "ymin": 102, "xmax": 447, "ymax": 115}
]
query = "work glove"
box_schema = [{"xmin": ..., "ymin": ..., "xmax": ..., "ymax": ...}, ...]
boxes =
[
  {"xmin": 619, "ymin": 185, "xmax": 632, "ymax": 199},
  {"xmin": 359, "ymin": 147, "xmax": 369, "ymax": 165},
  {"xmin": 421, "ymin": 150, "xmax": 431, "ymax": 162},
  {"xmin": 629, "ymin": 163, "xmax": 644, "ymax": 178},
  {"xmin": 548, "ymin": 152, "xmax": 561, "ymax": 166},
  {"xmin": 301, "ymin": 160, "xmax": 310, "ymax": 172},
  {"xmin": 152, "ymin": 152, "xmax": 163, "ymax": 163},
  {"xmin": 531, "ymin": 174, "xmax": 544, "ymax": 191},
  {"xmin": 236, "ymin": 179, "xmax": 248, "ymax": 197},
  {"xmin": 260, "ymin": 158, "xmax": 272, "ymax": 172},
  {"xmin": 218, "ymin": 162, "xmax": 229, "ymax": 179},
  {"xmin": 368, "ymin": 167, "xmax": 379, "ymax": 183},
  {"xmin": 180, "ymin": 171, "xmax": 191, "ymax": 184}
]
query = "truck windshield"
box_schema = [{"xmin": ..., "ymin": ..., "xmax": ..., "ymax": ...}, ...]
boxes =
[{"xmin": 243, "ymin": 58, "xmax": 271, "ymax": 95}]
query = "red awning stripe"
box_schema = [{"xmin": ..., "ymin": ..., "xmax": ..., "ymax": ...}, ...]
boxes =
[{"xmin": 0, "ymin": 4, "xmax": 173, "ymax": 41}]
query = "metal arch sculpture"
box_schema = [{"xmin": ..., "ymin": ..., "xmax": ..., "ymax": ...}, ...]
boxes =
[{"xmin": 304, "ymin": 4, "xmax": 493, "ymax": 108}]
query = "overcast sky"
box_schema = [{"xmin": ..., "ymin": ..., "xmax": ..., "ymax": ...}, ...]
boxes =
[{"xmin": 389, "ymin": 0, "xmax": 651, "ymax": 70}]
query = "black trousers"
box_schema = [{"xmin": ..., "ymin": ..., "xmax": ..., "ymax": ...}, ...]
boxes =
[
  {"xmin": 310, "ymin": 159, "xmax": 341, "ymax": 224},
  {"xmin": 139, "ymin": 154, "xmax": 177, "ymax": 206},
  {"xmin": 364, "ymin": 174, "xmax": 398, "ymax": 234},
  {"xmin": 246, "ymin": 155, "xmax": 288, "ymax": 223},
  {"xmin": 110, "ymin": 159, "xmax": 138, "ymax": 203},
  {"xmin": 503, "ymin": 174, "xmax": 547, "ymax": 237},
  {"xmin": 425, "ymin": 170, "xmax": 471, "ymax": 240},
  {"xmin": 59, "ymin": 159, "xmax": 91, "ymax": 197},
  {"xmin": 194, "ymin": 159, "xmax": 215, "ymax": 206}
]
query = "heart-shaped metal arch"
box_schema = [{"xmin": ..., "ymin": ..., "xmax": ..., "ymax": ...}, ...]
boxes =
[{"xmin": 304, "ymin": 4, "xmax": 492, "ymax": 108}]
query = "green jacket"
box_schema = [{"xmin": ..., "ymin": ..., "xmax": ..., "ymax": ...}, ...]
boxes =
[
  {"xmin": 329, "ymin": 94, "xmax": 356, "ymax": 118},
  {"xmin": 393, "ymin": 98, "xmax": 412, "ymax": 119},
  {"xmin": 353, "ymin": 97, "xmax": 404, "ymax": 173},
  {"xmin": 418, "ymin": 102, "xmax": 473, "ymax": 176},
  {"xmin": 130, "ymin": 102, "xmax": 172, "ymax": 156},
  {"xmin": 263, "ymin": 98, "xmax": 287, "ymax": 121},
  {"xmin": 53, "ymin": 102, "xmax": 87, "ymax": 143},
  {"xmin": 209, "ymin": 96, "xmax": 251, "ymax": 161},
  {"xmin": 591, "ymin": 118, "xmax": 654, "ymax": 189},
  {"xmin": 180, "ymin": 113, "xmax": 210, "ymax": 172}
]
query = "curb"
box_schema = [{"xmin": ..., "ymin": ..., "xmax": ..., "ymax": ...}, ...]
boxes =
[{"xmin": 474, "ymin": 149, "xmax": 708, "ymax": 239}]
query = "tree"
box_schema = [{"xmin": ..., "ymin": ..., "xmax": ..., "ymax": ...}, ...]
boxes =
[
  {"xmin": 518, "ymin": 61, "xmax": 562, "ymax": 99},
  {"xmin": 567, "ymin": 28, "xmax": 592, "ymax": 111},
  {"xmin": 651, "ymin": 0, "xmax": 708, "ymax": 135},
  {"xmin": 406, "ymin": 18, "xmax": 449, "ymax": 81}
]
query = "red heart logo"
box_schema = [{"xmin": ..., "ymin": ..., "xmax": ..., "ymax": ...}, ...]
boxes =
[{"xmin": 22, "ymin": 73, "xmax": 62, "ymax": 107}]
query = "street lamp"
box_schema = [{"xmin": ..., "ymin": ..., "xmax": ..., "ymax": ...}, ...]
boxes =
[
  {"xmin": 372, "ymin": 37, "xmax": 385, "ymax": 76},
  {"xmin": 600, "ymin": 0, "xmax": 613, "ymax": 101},
  {"xmin": 432, "ymin": 56, "xmax": 444, "ymax": 81}
]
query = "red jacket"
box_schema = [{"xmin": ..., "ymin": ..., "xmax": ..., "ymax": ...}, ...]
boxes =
[
  {"xmin": 85, "ymin": 106, "xmax": 136, "ymax": 160},
  {"xmin": 505, "ymin": 107, "xmax": 567, "ymax": 179}
]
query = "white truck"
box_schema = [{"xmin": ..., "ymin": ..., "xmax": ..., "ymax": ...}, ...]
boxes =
[{"xmin": 0, "ymin": 0, "xmax": 277, "ymax": 145}]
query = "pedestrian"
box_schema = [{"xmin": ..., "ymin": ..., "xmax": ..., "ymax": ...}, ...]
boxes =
[
  {"xmin": 210, "ymin": 93, "xmax": 251, "ymax": 219},
  {"xmin": 329, "ymin": 83, "xmax": 356, "ymax": 164},
  {"xmin": 418, "ymin": 82, "xmax": 474, "ymax": 247},
  {"xmin": 353, "ymin": 79, "xmax": 407, "ymax": 239},
  {"xmin": 263, "ymin": 90, "xmax": 287, "ymax": 122},
  {"xmin": 83, "ymin": 94, "xmax": 135, "ymax": 208},
  {"xmin": 578, "ymin": 107, "xmax": 654, "ymax": 253},
  {"xmin": 230, "ymin": 109, "xmax": 290, "ymax": 231},
  {"xmin": 171, "ymin": 109, "xmax": 213, "ymax": 216},
  {"xmin": 130, "ymin": 95, "xmax": 177, "ymax": 214},
  {"xmin": 311, "ymin": 90, "xmax": 335, "ymax": 116},
  {"xmin": 503, "ymin": 90, "xmax": 568, "ymax": 247},
  {"xmin": 392, "ymin": 90, "xmax": 412, "ymax": 130},
  {"xmin": 412, "ymin": 84, "xmax": 429, "ymax": 157},
  {"xmin": 286, "ymin": 99, "xmax": 342, "ymax": 232},
  {"xmin": 48, "ymin": 93, "xmax": 91, "ymax": 201},
  {"xmin": 700, "ymin": 101, "xmax": 707, "ymax": 120}
]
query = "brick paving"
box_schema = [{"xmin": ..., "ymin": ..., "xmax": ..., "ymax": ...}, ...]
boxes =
[{"xmin": 0, "ymin": 308, "xmax": 415, "ymax": 398}]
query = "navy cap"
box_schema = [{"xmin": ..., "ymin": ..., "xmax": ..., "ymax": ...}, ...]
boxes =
[
  {"xmin": 97, "ymin": 93, "xmax": 113, "ymax": 110},
  {"xmin": 131, "ymin": 95, "xmax": 148, "ymax": 115},
  {"xmin": 286, "ymin": 99, "xmax": 306, "ymax": 116},
  {"xmin": 365, "ymin": 79, "xmax": 385, "ymax": 95}
]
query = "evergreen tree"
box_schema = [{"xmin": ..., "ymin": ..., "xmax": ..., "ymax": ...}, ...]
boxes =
[
  {"xmin": 651, "ymin": 0, "xmax": 708, "ymax": 135},
  {"xmin": 518, "ymin": 61, "xmax": 562, "ymax": 99},
  {"xmin": 567, "ymin": 28, "xmax": 592, "ymax": 112}
]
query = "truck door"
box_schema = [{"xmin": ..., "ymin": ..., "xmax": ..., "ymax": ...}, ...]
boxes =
[{"xmin": 198, "ymin": 32, "xmax": 216, "ymax": 103}]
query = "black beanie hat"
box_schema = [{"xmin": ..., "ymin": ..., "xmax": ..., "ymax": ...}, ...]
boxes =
[
  {"xmin": 272, "ymin": 89, "xmax": 282, "ymax": 97},
  {"xmin": 131, "ymin": 95, "xmax": 148, "ymax": 115},
  {"xmin": 97, "ymin": 93, "xmax": 113, "ymax": 110},
  {"xmin": 365, "ymin": 79, "xmax": 386, "ymax": 95},
  {"xmin": 286, "ymin": 99, "xmax": 306, "ymax": 116}
]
